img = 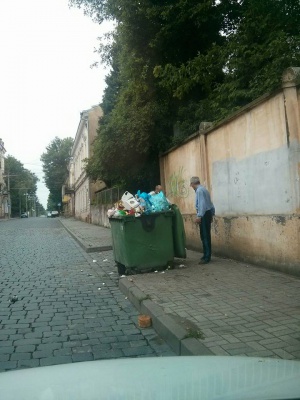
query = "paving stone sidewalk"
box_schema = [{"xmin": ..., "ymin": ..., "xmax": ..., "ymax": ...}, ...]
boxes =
[
  {"xmin": 60, "ymin": 217, "xmax": 112, "ymax": 252},
  {"xmin": 60, "ymin": 218, "xmax": 300, "ymax": 360},
  {"xmin": 132, "ymin": 253, "xmax": 300, "ymax": 360}
]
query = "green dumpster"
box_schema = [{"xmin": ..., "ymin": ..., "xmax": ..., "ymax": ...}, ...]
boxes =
[
  {"xmin": 110, "ymin": 211, "xmax": 175, "ymax": 275},
  {"xmin": 171, "ymin": 204, "xmax": 187, "ymax": 259}
]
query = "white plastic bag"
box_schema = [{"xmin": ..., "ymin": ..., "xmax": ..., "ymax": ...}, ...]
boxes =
[{"xmin": 121, "ymin": 191, "xmax": 140, "ymax": 210}]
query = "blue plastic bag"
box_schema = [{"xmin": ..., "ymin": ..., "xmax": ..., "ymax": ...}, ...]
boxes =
[
  {"xmin": 149, "ymin": 192, "xmax": 170, "ymax": 212},
  {"xmin": 136, "ymin": 191, "xmax": 153, "ymax": 214}
]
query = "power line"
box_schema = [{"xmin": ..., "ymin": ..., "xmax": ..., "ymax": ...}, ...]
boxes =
[{"xmin": 23, "ymin": 163, "xmax": 43, "ymax": 166}]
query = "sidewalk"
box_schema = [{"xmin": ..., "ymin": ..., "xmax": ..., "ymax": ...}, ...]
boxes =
[
  {"xmin": 60, "ymin": 217, "xmax": 112, "ymax": 252},
  {"xmin": 59, "ymin": 218, "xmax": 300, "ymax": 360}
]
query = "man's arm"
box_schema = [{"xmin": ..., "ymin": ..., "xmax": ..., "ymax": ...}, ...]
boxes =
[
  {"xmin": 196, "ymin": 189, "xmax": 205, "ymax": 216},
  {"xmin": 195, "ymin": 188, "xmax": 205, "ymax": 224}
]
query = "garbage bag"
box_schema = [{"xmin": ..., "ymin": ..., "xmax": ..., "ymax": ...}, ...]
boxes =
[
  {"xmin": 121, "ymin": 191, "xmax": 139, "ymax": 210},
  {"xmin": 149, "ymin": 192, "xmax": 170, "ymax": 212},
  {"xmin": 136, "ymin": 191, "xmax": 152, "ymax": 214}
]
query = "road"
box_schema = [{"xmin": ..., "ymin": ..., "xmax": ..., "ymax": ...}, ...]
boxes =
[{"xmin": 0, "ymin": 218, "xmax": 174, "ymax": 372}]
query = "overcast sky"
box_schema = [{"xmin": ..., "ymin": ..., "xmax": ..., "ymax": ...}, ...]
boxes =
[{"xmin": 0, "ymin": 0, "xmax": 112, "ymax": 208}]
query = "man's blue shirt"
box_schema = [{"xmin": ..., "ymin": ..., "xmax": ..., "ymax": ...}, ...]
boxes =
[{"xmin": 195, "ymin": 185, "xmax": 215, "ymax": 217}]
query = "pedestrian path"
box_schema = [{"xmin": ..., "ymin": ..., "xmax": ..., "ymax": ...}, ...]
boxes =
[
  {"xmin": 130, "ymin": 254, "xmax": 300, "ymax": 359},
  {"xmin": 60, "ymin": 218, "xmax": 300, "ymax": 360},
  {"xmin": 60, "ymin": 218, "xmax": 112, "ymax": 252}
]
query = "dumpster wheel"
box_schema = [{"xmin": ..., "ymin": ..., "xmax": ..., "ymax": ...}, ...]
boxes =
[
  {"xmin": 116, "ymin": 262, "xmax": 126, "ymax": 276},
  {"xmin": 168, "ymin": 261, "xmax": 175, "ymax": 270}
]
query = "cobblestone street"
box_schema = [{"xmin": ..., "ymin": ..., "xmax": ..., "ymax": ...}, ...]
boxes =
[{"xmin": 0, "ymin": 218, "xmax": 174, "ymax": 372}]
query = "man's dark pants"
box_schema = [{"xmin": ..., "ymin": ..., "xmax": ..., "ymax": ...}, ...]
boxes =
[{"xmin": 199, "ymin": 210, "xmax": 212, "ymax": 262}]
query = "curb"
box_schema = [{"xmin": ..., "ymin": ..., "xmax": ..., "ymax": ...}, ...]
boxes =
[
  {"xmin": 119, "ymin": 278, "xmax": 213, "ymax": 356},
  {"xmin": 59, "ymin": 219, "xmax": 112, "ymax": 253}
]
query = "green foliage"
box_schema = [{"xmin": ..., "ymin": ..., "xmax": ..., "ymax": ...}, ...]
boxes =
[
  {"xmin": 155, "ymin": 0, "xmax": 300, "ymax": 121},
  {"xmin": 184, "ymin": 328, "xmax": 205, "ymax": 340},
  {"xmin": 209, "ymin": 0, "xmax": 300, "ymax": 118},
  {"xmin": 71, "ymin": 0, "xmax": 222, "ymax": 188},
  {"xmin": 70, "ymin": 0, "xmax": 300, "ymax": 188},
  {"xmin": 36, "ymin": 201, "xmax": 46, "ymax": 216},
  {"xmin": 41, "ymin": 137, "xmax": 73, "ymax": 210},
  {"xmin": 47, "ymin": 194, "xmax": 59, "ymax": 212},
  {"xmin": 4, "ymin": 155, "xmax": 39, "ymax": 217}
]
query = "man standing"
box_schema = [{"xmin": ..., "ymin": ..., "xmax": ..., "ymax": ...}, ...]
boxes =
[{"xmin": 190, "ymin": 176, "xmax": 215, "ymax": 264}]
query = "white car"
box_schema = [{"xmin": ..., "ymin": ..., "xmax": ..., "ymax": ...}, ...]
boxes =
[
  {"xmin": 0, "ymin": 357, "xmax": 300, "ymax": 400},
  {"xmin": 51, "ymin": 211, "xmax": 59, "ymax": 218},
  {"xmin": 47, "ymin": 212, "xmax": 52, "ymax": 218}
]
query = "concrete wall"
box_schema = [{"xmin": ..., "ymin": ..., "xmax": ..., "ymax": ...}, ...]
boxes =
[
  {"xmin": 90, "ymin": 204, "xmax": 110, "ymax": 228},
  {"xmin": 160, "ymin": 68, "xmax": 300, "ymax": 275}
]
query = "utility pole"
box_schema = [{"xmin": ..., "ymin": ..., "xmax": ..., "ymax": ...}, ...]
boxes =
[
  {"xmin": 25, "ymin": 193, "xmax": 28, "ymax": 215},
  {"xmin": 29, "ymin": 195, "xmax": 31, "ymax": 217},
  {"xmin": 19, "ymin": 189, "xmax": 21, "ymax": 217},
  {"xmin": 8, "ymin": 188, "xmax": 33, "ymax": 218}
]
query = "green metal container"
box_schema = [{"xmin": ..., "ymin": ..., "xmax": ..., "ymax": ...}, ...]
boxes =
[
  {"xmin": 171, "ymin": 204, "xmax": 187, "ymax": 259},
  {"xmin": 110, "ymin": 211, "xmax": 174, "ymax": 274}
]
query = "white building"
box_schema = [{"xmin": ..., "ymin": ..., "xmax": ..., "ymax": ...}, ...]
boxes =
[
  {"xmin": 64, "ymin": 106, "xmax": 105, "ymax": 221},
  {"xmin": 0, "ymin": 138, "xmax": 8, "ymax": 218}
]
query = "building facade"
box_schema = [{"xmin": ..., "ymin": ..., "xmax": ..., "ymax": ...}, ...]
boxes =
[
  {"xmin": 63, "ymin": 105, "xmax": 106, "ymax": 221},
  {"xmin": 62, "ymin": 162, "xmax": 75, "ymax": 217},
  {"xmin": 0, "ymin": 138, "xmax": 7, "ymax": 219}
]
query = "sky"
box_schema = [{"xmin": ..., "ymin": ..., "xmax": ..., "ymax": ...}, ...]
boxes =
[{"xmin": 0, "ymin": 0, "xmax": 113, "ymax": 208}]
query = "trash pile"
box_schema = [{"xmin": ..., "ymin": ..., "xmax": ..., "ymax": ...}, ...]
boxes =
[{"xmin": 107, "ymin": 190, "xmax": 171, "ymax": 218}]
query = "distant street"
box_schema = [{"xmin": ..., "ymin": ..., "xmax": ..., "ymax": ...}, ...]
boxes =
[{"xmin": 0, "ymin": 218, "xmax": 174, "ymax": 372}]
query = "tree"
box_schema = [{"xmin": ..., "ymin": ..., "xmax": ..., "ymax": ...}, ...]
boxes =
[
  {"xmin": 35, "ymin": 200, "xmax": 46, "ymax": 216},
  {"xmin": 210, "ymin": 0, "xmax": 300, "ymax": 117},
  {"xmin": 4, "ymin": 155, "xmax": 39, "ymax": 217},
  {"xmin": 41, "ymin": 137, "xmax": 73, "ymax": 210},
  {"xmin": 154, "ymin": 0, "xmax": 300, "ymax": 120},
  {"xmin": 71, "ymin": 0, "xmax": 224, "ymax": 189},
  {"xmin": 70, "ymin": 0, "xmax": 300, "ymax": 189},
  {"xmin": 47, "ymin": 193, "xmax": 59, "ymax": 212}
]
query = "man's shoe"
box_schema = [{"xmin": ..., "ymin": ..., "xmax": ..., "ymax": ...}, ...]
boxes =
[{"xmin": 198, "ymin": 259, "xmax": 210, "ymax": 265}]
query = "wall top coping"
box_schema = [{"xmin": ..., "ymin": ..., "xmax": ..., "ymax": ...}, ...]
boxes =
[
  {"xmin": 282, "ymin": 67, "xmax": 300, "ymax": 88},
  {"xmin": 160, "ymin": 90, "xmax": 279, "ymax": 157}
]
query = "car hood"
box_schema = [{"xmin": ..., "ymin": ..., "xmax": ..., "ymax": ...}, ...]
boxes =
[{"xmin": 0, "ymin": 356, "xmax": 299, "ymax": 400}]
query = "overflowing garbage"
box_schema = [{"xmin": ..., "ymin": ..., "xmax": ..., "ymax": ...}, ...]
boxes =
[{"xmin": 107, "ymin": 190, "xmax": 170, "ymax": 218}]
